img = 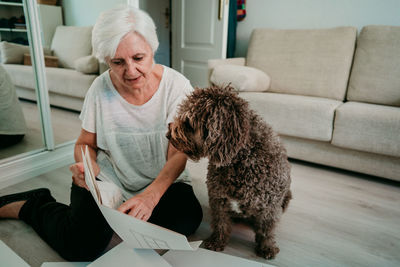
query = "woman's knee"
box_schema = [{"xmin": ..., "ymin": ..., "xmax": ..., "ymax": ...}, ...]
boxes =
[
  {"xmin": 58, "ymin": 229, "xmax": 113, "ymax": 261},
  {"xmin": 150, "ymin": 182, "xmax": 203, "ymax": 236},
  {"xmin": 175, "ymin": 205, "xmax": 203, "ymax": 236}
]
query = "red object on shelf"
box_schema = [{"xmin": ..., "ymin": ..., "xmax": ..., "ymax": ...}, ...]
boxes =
[{"xmin": 237, "ymin": 0, "xmax": 246, "ymax": 21}]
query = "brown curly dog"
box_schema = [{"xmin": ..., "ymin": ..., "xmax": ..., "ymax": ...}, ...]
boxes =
[{"xmin": 167, "ymin": 85, "xmax": 292, "ymax": 259}]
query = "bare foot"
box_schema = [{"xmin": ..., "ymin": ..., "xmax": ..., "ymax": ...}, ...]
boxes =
[{"xmin": 0, "ymin": 201, "xmax": 26, "ymax": 219}]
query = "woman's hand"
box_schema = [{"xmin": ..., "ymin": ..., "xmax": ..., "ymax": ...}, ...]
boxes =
[
  {"xmin": 117, "ymin": 141, "xmax": 187, "ymax": 221},
  {"xmin": 69, "ymin": 162, "xmax": 88, "ymax": 189},
  {"xmin": 72, "ymin": 129, "xmax": 99, "ymax": 190},
  {"xmin": 117, "ymin": 190, "xmax": 159, "ymax": 221},
  {"xmin": 69, "ymin": 161, "xmax": 100, "ymax": 190}
]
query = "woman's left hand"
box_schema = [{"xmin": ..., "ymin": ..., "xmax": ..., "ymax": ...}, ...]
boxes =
[{"xmin": 117, "ymin": 191, "xmax": 159, "ymax": 221}]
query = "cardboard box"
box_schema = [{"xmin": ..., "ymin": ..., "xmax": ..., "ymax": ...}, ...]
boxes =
[
  {"xmin": 37, "ymin": 0, "xmax": 57, "ymax": 5},
  {"xmin": 23, "ymin": 53, "xmax": 58, "ymax": 68}
]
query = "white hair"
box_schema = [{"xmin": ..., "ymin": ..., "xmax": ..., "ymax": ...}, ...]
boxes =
[{"xmin": 92, "ymin": 5, "xmax": 159, "ymax": 63}]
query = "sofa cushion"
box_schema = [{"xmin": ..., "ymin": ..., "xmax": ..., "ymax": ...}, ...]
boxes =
[
  {"xmin": 75, "ymin": 55, "xmax": 99, "ymax": 74},
  {"xmin": 332, "ymin": 101, "xmax": 400, "ymax": 157},
  {"xmin": 2, "ymin": 64, "xmax": 96, "ymax": 99},
  {"xmin": 347, "ymin": 25, "xmax": 400, "ymax": 107},
  {"xmin": 240, "ymin": 92, "xmax": 342, "ymax": 141},
  {"xmin": 210, "ymin": 65, "xmax": 271, "ymax": 92},
  {"xmin": 51, "ymin": 26, "xmax": 93, "ymax": 69},
  {"xmin": 0, "ymin": 41, "xmax": 52, "ymax": 64},
  {"xmin": 246, "ymin": 27, "xmax": 357, "ymax": 100}
]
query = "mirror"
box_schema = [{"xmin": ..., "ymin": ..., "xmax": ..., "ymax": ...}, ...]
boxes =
[
  {"xmin": 0, "ymin": 0, "xmax": 45, "ymax": 161},
  {"xmin": 38, "ymin": 2, "xmax": 82, "ymax": 146},
  {"xmin": 41, "ymin": 0, "xmax": 131, "ymax": 146},
  {"xmin": 0, "ymin": 0, "xmax": 165, "ymax": 164}
]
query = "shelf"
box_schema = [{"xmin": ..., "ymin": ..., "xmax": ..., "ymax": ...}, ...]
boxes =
[
  {"xmin": 0, "ymin": 1, "xmax": 23, "ymax": 7},
  {"xmin": 0, "ymin": 27, "xmax": 26, "ymax": 32}
]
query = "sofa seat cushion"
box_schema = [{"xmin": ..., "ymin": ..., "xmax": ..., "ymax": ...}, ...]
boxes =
[
  {"xmin": 2, "ymin": 64, "xmax": 96, "ymax": 99},
  {"xmin": 347, "ymin": 25, "xmax": 400, "ymax": 107},
  {"xmin": 240, "ymin": 92, "xmax": 342, "ymax": 141},
  {"xmin": 332, "ymin": 102, "xmax": 400, "ymax": 157},
  {"xmin": 246, "ymin": 27, "xmax": 356, "ymax": 100}
]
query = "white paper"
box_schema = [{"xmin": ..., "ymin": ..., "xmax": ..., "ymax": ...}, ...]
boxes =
[
  {"xmin": 81, "ymin": 146, "xmax": 102, "ymax": 205},
  {"xmin": 96, "ymin": 181, "xmax": 123, "ymax": 209},
  {"xmin": 100, "ymin": 205, "xmax": 202, "ymax": 250},
  {"xmin": 81, "ymin": 146, "xmax": 201, "ymax": 251},
  {"xmin": 163, "ymin": 248, "xmax": 276, "ymax": 267},
  {"xmin": 88, "ymin": 242, "xmax": 171, "ymax": 267},
  {"xmin": 0, "ymin": 240, "xmax": 30, "ymax": 267},
  {"xmin": 41, "ymin": 262, "xmax": 89, "ymax": 267}
]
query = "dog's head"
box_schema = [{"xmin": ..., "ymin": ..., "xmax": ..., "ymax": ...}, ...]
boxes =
[{"xmin": 167, "ymin": 85, "xmax": 250, "ymax": 167}]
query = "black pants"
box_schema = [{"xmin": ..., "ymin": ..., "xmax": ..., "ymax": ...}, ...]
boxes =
[
  {"xmin": 0, "ymin": 134, "xmax": 24, "ymax": 148},
  {"xmin": 19, "ymin": 182, "xmax": 203, "ymax": 261}
]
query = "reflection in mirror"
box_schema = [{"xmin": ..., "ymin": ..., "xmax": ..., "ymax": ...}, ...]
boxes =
[
  {"xmin": 38, "ymin": 1, "xmax": 128, "ymax": 146},
  {"xmin": 38, "ymin": 2, "xmax": 82, "ymax": 146},
  {"xmin": 0, "ymin": 1, "xmax": 44, "ymax": 161}
]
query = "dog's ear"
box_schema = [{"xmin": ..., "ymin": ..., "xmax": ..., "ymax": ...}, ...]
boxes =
[{"xmin": 204, "ymin": 93, "xmax": 250, "ymax": 167}]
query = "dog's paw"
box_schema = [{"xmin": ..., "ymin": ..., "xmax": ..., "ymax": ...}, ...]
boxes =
[
  {"xmin": 204, "ymin": 237, "xmax": 226, "ymax": 252},
  {"xmin": 255, "ymin": 244, "xmax": 280, "ymax": 259}
]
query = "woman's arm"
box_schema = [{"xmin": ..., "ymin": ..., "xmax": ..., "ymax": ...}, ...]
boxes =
[
  {"xmin": 118, "ymin": 134, "xmax": 188, "ymax": 221},
  {"xmin": 69, "ymin": 128, "xmax": 100, "ymax": 189}
]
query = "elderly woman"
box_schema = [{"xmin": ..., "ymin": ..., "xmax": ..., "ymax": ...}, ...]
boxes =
[{"xmin": 0, "ymin": 6, "xmax": 202, "ymax": 261}]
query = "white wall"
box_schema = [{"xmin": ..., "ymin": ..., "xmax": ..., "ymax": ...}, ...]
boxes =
[
  {"xmin": 236, "ymin": 0, "xmax": 400, "ymax": 57},
  {"xmin": 62, "ymin": 0, "xmax": 127, "ymax": 26},
  {"xmin": 61, "ymin": 0, "xmax": 170, "ymax": 66}
]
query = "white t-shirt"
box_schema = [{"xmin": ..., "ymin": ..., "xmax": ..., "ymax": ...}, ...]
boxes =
[{"xmin": 79, "ymin": 66, "xmax": 193, "ymax": 200}]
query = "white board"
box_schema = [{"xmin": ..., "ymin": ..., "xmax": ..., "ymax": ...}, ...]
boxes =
[
  {"xmin": 88, "ymin": 242, "xmax": 171, "ymax": 267},
  {"xmin": 163, "ymin": 248, "xmax": 276, "ymax": 267}
]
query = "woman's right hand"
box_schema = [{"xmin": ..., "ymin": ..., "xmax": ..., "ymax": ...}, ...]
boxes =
[
  {"xmin": 69, "ymin": 161, "xmax": 101, "ymax": 190},
  {"xmin": 69, "ymin": 162, "xmax": 88, "ymax": 190},
  {"xmin": 72, "ymin": 129, "xmax": 100, "ymax": 190}
]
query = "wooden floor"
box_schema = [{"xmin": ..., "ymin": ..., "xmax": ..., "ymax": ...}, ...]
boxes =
[
  {"xmin": 0, "ymin": 100, "xmax": 80, "ymax": 161},
  {"xmin": 0, "ymin": 160, "xmax": 399, "ymax": 267}
]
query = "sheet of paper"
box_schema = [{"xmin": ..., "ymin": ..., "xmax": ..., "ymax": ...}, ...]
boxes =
[
  {"xmin": 88, "ymin": 242, "xmax": 171, "ymax": 267},
  {"xmin": 100, "ymin": 205, "xmax": 201, "ymax": 250},
  {"xmin": 81, "ymin": 146, "xmax": 102, "ymax": 205},
  {"xmin": 0, "ymin": 240, "xmax": 30, "ymax": 267},
  {"xmin": 41, "ymin": 262, "xmax": 89, "ymax": 267},
  {"xmin": 82, "ymin": 146, "xmax": 202, "ymax": 251},
  {"xmin": 163, "ymin": 248, "xmax": 276, "ymax": 267}
]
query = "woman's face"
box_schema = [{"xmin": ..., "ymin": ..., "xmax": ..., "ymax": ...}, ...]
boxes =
[{"xmin": 108, "ymin": 32, "xmax": 154, "ymax": 91}]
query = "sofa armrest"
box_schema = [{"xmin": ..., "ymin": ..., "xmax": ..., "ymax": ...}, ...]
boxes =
[{"xmin": 207, "ymin": 57, "xmax": 245, "ymax": 85}]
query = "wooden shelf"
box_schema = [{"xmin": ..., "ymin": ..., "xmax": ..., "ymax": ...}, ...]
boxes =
[
  {"xmin": 0, "ymin": 27, "xmax": 26, "ymax": 32},
  {"xmin": 0, "ymin": 1, "xmax": 23, "ymax": 7}
]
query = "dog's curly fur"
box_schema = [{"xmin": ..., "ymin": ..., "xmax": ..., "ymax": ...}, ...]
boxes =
[{"xmin": 167, "ymin": 85, "xmax": 292, "ymax": 259}]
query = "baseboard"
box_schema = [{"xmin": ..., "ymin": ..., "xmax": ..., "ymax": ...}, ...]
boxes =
[{"xmin": 0, "ymin": 142, "xmax": 75, "ymax": 189}]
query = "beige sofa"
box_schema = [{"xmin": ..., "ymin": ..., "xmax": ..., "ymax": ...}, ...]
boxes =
[
  {"xmin": 208, "ymin": 25, "xmax": 400, "ymax": 182},
  {"xmin": 1, "ymin": 26, "xmax": 104, "ymax": 111}
]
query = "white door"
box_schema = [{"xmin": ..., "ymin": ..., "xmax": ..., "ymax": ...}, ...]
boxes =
[
  {"xmin": 171, "ymin": 0, "xmax": 229, "ymax": 87},
  {"xmin": 139, "ymin": 0, "xmax": 170, "ymax": 66}
]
